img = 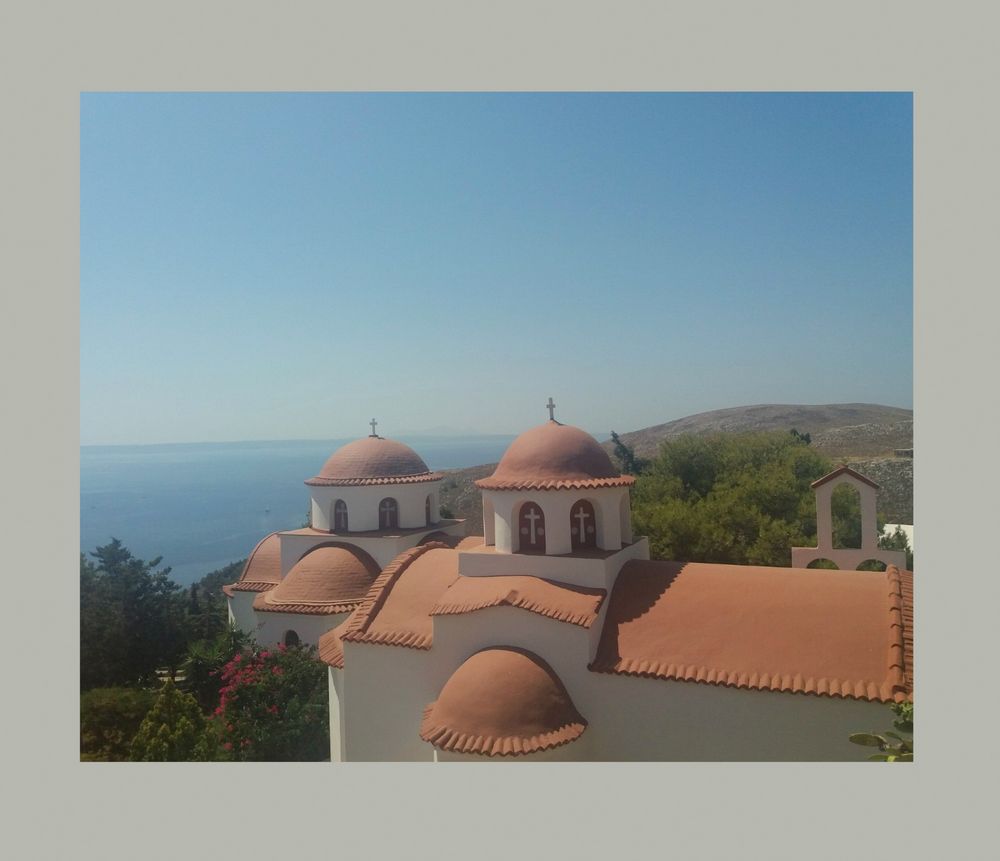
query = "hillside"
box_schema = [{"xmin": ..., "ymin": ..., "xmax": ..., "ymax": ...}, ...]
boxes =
[
  {"xmin": 603, "ymin": 403, "xmax": 912, "ymax": 460},
  {"xmin": 440, "ymin": 403, "xmax": 914, "ymax": 532}
]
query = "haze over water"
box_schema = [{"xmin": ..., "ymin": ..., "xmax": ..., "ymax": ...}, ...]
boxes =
[{"xmin": 80, "ymin": 435, "xmax": 515, "ymax": 585}]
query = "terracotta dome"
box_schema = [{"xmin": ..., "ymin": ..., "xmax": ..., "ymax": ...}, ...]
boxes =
[
  {"xmin": 475, "ymin": 420, "xmax": 635, "ymax": 491},
  {"xmin": 254, "ymin": 543, "xmax": 380, "ymax": 615},
  {"xmin": 420, "ymin": 647, "xmax": 587, "ymax": 757},
  {"xmin": 223, "ymin": 532, "xmax": 283, "ymax": 596},
  {"xmin": 305, "ymin": 436, "xmax": 443, "ymax": 486}
]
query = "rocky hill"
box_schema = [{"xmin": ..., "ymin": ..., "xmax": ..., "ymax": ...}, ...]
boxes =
[
  {"xmin": 603, "ymin": 403, "xmax": 912, "ymax": 460},
  {"xmin": 439, "ymin": 403, "xmax": 914, "ymax": 533}
]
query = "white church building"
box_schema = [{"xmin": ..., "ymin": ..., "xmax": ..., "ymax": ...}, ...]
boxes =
[{"xmin": 225, "ymin": 406, "xmax": 914, "ymax": 761}]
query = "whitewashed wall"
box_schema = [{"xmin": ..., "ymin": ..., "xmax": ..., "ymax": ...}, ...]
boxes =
[
  {"xmin": 309, "ymin": 481, "xmax": 442, "ymax": 532},
  {"xmin": 481, "ymin": 486, "xmax": 631, "ymax": 555},
  {"xmin": 336, "ymin": 601, "xmax": 895, "ymax": 762},
  {"xmin": 254, "ymin": 610, "xmax": 350, "ymax": 649}
]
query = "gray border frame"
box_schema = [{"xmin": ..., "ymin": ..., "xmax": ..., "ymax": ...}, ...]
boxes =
[{"xmin": 4, "ymin": 0, "xmax": 997, "ymax": 858}]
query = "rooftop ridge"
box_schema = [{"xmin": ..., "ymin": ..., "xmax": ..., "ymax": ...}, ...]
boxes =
[
  {"xmin": 430, "ymin": 576, "xmax": 606, "ymax": 629},
  {"xmin": 340, "ymin": 540, "xmax": 451, "ymax": 649}
]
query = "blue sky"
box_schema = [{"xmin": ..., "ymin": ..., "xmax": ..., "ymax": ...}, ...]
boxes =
[{"xmin": 81, "ymin": 93, "xmax": 912, "ymax": 445}]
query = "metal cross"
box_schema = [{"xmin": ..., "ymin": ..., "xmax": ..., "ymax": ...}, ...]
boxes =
[
  {"xmin": 369, "ymin": 418, "xmax": 378, "ymax": 436},
  {"xmin": 574, "ymin": 505, "xmax": 590, "ymax": 539},
  {"xmin": 546, "ymin": 397, "xmax": 556, "ymax": 421}
]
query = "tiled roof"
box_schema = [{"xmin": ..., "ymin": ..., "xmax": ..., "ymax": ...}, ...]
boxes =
[
  {"xmin": 340, "ymin": 542, "xmax": 459, "ymax": 651},
  {"xmin": 431, "ymin": 575, "xmax": 605, "ymax": 628},
  {"xmin": 898, "ymin": 568, "xmax": 914, "ymax": 696},
  {"xmin": 223, "ymin": 532, "xmax": 282, "ymax": 598},
  {"xmin": 305, "ymin": 436, "xmax": 441, "ymax": 486},
  {"xmin": 253, "ymin": 542, "xmax": 379, "ymax": 616},
  {"xmin": 475, "ymin": 475, "xmax": 635, "ymax": 491},
  {"xmin": 811, "ymin": 464, "xmax": 880, "ymax": 490},
  {"xmin": 420, "ymin": 647, "xmax": 587, "ymax": 757},
  {"xmin": 476, "ymin": 421, "xmax": 633, "ymax": 491},
  {"xmin": 318, "ymin": 619, "xmax": 351, "ymax": 669},
  {"xmin": 304, "ymin": 473, "xmax": 444, "ymax": 487},
  {"xmin": 591, "ymin": 560, "xmax": 913, "ymax": 703}
]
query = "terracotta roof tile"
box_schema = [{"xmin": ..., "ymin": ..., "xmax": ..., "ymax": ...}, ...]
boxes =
[
  {"xmin": 811, "ymin": 464, "xmax": 880, "ymax": 490},
  {"xmin": 897, "ymin": 568, "xmax": 914, "ymax": 698},
  {"xmin": 318, "ymin": 618, "xmax": 351, "ymax": 668},
  {"xmin": 476, "ymin": 421, "xmax": 633, "ymax": 491},
  {"xmin": 420, "ymin": 647, "xmax": 587, "ymax": 757},
  {"xmin": 253, "ymin": 542, "xmax": 379, "ymax": 616},
  {"xmin": 223, "ymin": 532, "xmax": 282, "ymax": 598},
  {"xmin": 591, "ymin": 560, "xmax": 912, "ymax": 703},
  {"xmin": 305, "ymin": 472, "xmax": 444, "ymax": 487},
  {"xmin": 340, "ymin": 542, "xmax": 457, "ymax": 650},
  {"xmin": 305, "ymin": 436, "xmax": 441, "ymax": 486},
  {"xmin": 431, "ymin": 575, "xmax": 605, "ymax": 628}
]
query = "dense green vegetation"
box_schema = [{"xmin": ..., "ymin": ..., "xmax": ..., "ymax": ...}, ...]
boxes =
[
  {"xmin": 624, "ymin": 430, "xmax": 911, "ymax": 569},
  {"xmin": 80, "ymin": 687, "xmax": 158, "ymax": 761},
  {"xmin": 80, "ymin": 541, "xmax": 329, "ymax": 761},
  {"xmin": 204, "ymin": 644, "xmax": 329, "ymax": 761}
]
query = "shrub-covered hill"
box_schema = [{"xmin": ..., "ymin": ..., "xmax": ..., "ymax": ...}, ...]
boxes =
[{"xmin": 438, "ymin": 403, "xmax": 914, "ymax": 533}]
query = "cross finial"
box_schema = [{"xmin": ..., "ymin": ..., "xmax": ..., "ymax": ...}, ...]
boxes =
[
  {"xmin": 369, "ymin": 418, "xmax": 378, "ymax": 437},
  {"xmin": 546, "ymin": 397, "xmax": 556, "ymax": 421}
]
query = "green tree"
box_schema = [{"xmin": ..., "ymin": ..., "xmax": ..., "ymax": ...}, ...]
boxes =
[
  {"xmin": 610, "ymin": 431, "xmax": 648, "ymax": 476},
  {"xmin": 183, "ymin": 625, "xmax": 252, "ymax": 711},
  {"xmin": 80, "ymin": 539, "xmax": 187, "ymax": 688},
  {"xmin": 80, "ymin": 687, "xmax": 157, "ymax": 761},
  {"xmin": 129, "ymin": 680, "xmax": 209, "ymax": 761},
  {"xmin": 879, "ymin": 525, "xmax": 914, "ymax": 570},
  {"xmin": 632, "ymin": 431, "xmax": 842, "ymax": 566},
  {"xmin": 203, "ymin": 644, "xmax": 329, "ymax": 761}
]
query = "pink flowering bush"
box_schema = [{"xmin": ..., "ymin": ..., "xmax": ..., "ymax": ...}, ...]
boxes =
[{"xmin": 203, "ymin": 643, "xmax": 329, "ymax": 761}]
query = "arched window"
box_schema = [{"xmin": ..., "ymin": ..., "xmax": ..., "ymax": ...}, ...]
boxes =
[
  {"xmin": 378, "ymin": 497, "xmax": 399, "ymax": 530},
  {"xmin": 517, "ymin": 502, "xmax": 546, "ymax": 554},
  {"xmin": 283, "ymin": 630, "xmax": 300, "ymax": 647},
  {"xmin": 570, "ymin": 499, "xmax": 597, "ymax": 550},
  {"xmin": 333, "ymin": 499, "xmax": 348, "ymax": 532},
  {"xmin": 425, "ymin": 494, "xmax": 432, "ymax": 526}
]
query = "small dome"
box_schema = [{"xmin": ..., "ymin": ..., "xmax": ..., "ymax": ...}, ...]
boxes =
[
  {"xmin": 420, "ymin": 647, "xmax": 587, "ymax": 757},
  {"xmin": 223, "ymin": 532, "xmax": 283, "ymax": 597},
  {"xmin": 255, "ymin": 543, "xmax": 380, "ymax": 614},
  {"xmin": 305, "ymin": 436, "xmax": 442, "ymax": 486},
  {"xmin": 475, "ymin": 421, "xmax": 634, "ymax": 491}
]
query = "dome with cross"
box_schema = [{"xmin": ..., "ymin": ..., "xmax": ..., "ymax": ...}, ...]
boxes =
[
  {"xmin": 306, "ymin": 429, "xmax": 442, "ymax": 487},
  {"xmin": 476, "ymin": 408, "xmax": 634, "ymax": 492}
]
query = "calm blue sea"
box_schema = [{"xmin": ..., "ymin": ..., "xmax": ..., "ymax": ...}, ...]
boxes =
[{"xmin": 80, "ymin": 436, "xmax": 515, "ymax": 586}]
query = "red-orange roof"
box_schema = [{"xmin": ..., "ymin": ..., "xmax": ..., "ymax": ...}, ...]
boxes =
[
  {"xmin": 318, "ymin": 618, "xmax": 351, "ymax": 669},
  {"xmin": 341, "ymin": 543, "xmax": 460, "ymax": 650},
  {"xmin": 591, "ymin": 560, "xmax": 913, "ymax": 703},
  {"xmin": 253, "ymin": 542, "xmax": 380, "ymax": 615},
  {"xmin": 420, "ymin": 647, "xmax": 587, "ymax": 757},
  {"xmin": 476, "ymin": 421, "xmax": 634, "ymax": 491},
  {"xmin": 223, "ymin": 532, "xmax": 283, "ymax": 597},
  {"xmin": 305, "ymin": 436, "xmax": 443, "ymax": 486},
  {"xmin": 431, "ymin": 575, "xmax": 605, "ymax": 628}
]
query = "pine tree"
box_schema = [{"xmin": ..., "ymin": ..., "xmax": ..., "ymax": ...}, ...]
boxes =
[{"xmin": 128, "ymin": 680, "xmax": 208, "ymax": 761}]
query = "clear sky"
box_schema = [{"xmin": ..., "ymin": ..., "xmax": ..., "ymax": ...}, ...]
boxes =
[{"xmin": 81, "ymin": 92, "xmax": 912, "ymax": 445}]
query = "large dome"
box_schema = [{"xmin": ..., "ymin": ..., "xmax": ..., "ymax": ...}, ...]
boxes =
[
  {"xmin": 475, "ymin": 420, "xmax": 634, "ymax": 491},
  {"xmin": 305, "ymin": 436, "xmax": 442, "ymax": 486},
  {"xmin": 419, "ymin": 647, "xmax": 587, "ymax": 757},
  {"xmin": 253, "ymin": 543, "xmax": 380, "ymax": 614}
]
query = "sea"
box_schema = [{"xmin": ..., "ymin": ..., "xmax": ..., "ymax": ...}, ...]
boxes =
[{"xmin": 80, "ymin": 435, "xmax": 516, "ymax": 586}]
